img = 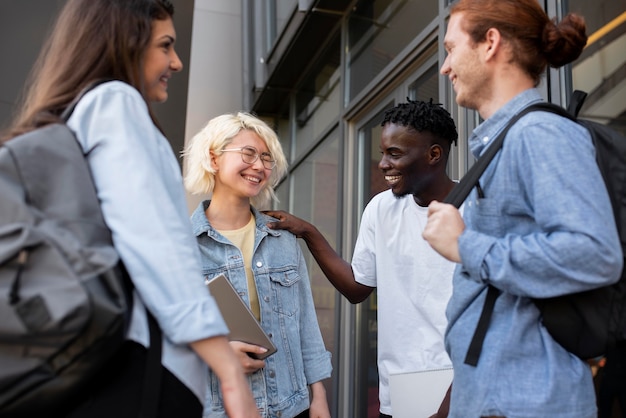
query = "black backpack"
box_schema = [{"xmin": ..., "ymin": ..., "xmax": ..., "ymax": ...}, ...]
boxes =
[
  {"xmin": 445, "ymin": 91, "xmax": 626, "ymax": 366},
  {"xmin": 0, "ymin": 84, "xmax": 161, "ymax": 416}
]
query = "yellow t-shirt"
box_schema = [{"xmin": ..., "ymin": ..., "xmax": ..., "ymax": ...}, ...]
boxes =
[{"xmin": 217, "ymin": 215, "xmax": 260, "ymax": 320}]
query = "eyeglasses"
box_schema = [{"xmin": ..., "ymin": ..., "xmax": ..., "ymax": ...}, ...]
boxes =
[{"xmin": 221, "ymin": 146, "xmax": 276, "ymax": 170}]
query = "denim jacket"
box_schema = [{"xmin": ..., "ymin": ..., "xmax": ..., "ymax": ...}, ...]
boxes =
[{"xmin": 191, "ymin": 201, "xmax": 332, "ymax": 418}]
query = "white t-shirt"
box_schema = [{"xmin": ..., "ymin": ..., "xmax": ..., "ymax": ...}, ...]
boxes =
[{"xmin": 351, "ymin": 190, "xmax": 455, "ymax": 415}]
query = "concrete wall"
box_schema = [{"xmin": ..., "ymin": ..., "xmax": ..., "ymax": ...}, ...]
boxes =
[
  {"xmin": 0, "ymin": 0, "xmax": 65, "ymax": 132},
  {"xmin": 0, "ymin": 0, "xmax": 194, "ymax": 157},
  {"xmin": 183, "ymin": 0, "xmax": 244, "ymax": 212}
]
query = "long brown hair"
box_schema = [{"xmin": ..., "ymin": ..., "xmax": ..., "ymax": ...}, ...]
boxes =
[
  {"xmin": 2, "ymin": 0, "xmax": 174, "ymax": 141},
  {"xmin": 451, "ymin": 0, "xmax": 587, "ymax": 86}
]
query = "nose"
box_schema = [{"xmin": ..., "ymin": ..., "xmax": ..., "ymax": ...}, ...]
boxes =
[
  {"xmin": 440, "ymin": 56, "xmax": 450, "ymax": 75},
  {"xmin": 378, "ymin": 155, "xmax": 390, "ymax": 171},
  {"xmin": 251, "ymin": 155, "xmax": 265, "ymax": 170},
  {"xmin": 171, "ymin": 50, "xmax": 183, "ymax": 72}
]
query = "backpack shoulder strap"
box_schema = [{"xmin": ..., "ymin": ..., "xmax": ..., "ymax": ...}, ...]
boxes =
[
  {"xmin": 568, "ymin": 90, "xmax": 588, "ymax": 118},
  {"xmin": 464, "ymin": 286, "xmax": 500, "ymax": 366}
]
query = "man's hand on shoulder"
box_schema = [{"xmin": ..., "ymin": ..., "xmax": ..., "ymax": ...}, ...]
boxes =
[{"xmin": 263, "ymin": 210, "xmax": 312, "ymax": 239}]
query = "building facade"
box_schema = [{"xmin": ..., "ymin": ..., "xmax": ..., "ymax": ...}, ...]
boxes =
[
  {"xmin": 1, "ymin": 1, "xmax": 624, "ymax": 417},
  {"xmin": 241, "ymin": 1, "xmax": 626, "ymax": 417}
]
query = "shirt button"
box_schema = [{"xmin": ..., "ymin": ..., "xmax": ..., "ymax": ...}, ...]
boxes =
[
  {"xmin": 256, "ymin": 261, "xmax": 263, "ymax": 267},
  {"xmin": 483, "ymin": 136, "xmax": 489, "ymax": 143},
  {"xmin": 268, "ymin": 333, "xmax": 273, "ymax": 338},
  {"xmin": 264, "ymin": 296, "xmax": 270, "ymax": 302}
]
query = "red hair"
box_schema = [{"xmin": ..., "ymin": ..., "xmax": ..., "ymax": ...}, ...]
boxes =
[{"xmin": 451, "ymin": 0, "xmax": 587, "ymax": 86}]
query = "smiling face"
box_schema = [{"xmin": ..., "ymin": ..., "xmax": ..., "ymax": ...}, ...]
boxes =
[
  {"xmin": 379, "ymin": 122, "xmax": 435, "ymax": 199},
  {"xmin": 440, "ymin": 12, "xmax": 489, "ymax": 111},
  {"xmin": 212, "ymin": 129, "xmax": 272, "ymax": 202},
  {"xmin": 142, "ymin": 17, "xmax": 182, "ymax": 103}
]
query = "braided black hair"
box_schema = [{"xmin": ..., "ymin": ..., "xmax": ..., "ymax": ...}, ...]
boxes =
[{"xmin": 381, "ymin": 98, "xmax": 458, "ymax": 146}]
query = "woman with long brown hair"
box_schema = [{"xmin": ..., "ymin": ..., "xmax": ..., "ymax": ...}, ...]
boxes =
[{"xmin": 3, "ymin": 1, "xmax": 259, "ymax": 417}]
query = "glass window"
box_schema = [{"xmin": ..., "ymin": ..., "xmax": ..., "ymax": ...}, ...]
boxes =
[
  {"xmin": 290, "ymin": 132, "xmax": 340, "ymax": 410},
  {"xmin": 408, "ymin": 64, "xmax": 439, "ymax": 103},
  {"xmin": 276, "ymin": 117, "xmax": 292, "ymax": 163},
  {"xmin": 568, "ymin": 1, "xmax": 626, "ymax": 135},
  {"xmin": 294, "ymin": 36, "xmax": 341, "ymax": 159},
  {"xmin": 359, "ymin": 107, "xmax": 391, "ymax": 205},
  {"xmin": 355, "ymin": 105, "xmax": 390, "ymax": 417},
  {"xmin": 346, "ymin": 0, "xmax": 438, "ymax": 101},
  {"xmin": 266, "ymin": 0, "xmax": 297, "ymax": 52}
]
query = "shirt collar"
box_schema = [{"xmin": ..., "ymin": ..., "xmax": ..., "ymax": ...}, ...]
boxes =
[
  {"xmin": 190, "ymin": 200, "xmax": 281, "ymax": 238},
  {"xmin": 469, "ymin": 88, "xmax": 544, "ymax": 159}
]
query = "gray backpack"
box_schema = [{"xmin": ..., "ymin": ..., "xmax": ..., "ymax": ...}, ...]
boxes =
[{"xmin": 0, "ymin": 92, "xmax": 133, "ymax": 415}]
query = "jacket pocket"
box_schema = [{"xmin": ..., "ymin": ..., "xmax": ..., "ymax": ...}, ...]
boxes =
[{"xmin": 269, "ymin": 269, "xmax": 300, "ymax": 317}]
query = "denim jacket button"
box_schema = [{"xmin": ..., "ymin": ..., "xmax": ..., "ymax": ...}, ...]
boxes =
[{"xmin": 256, "ymin": 261, "xmax": 262, "ymax": 267}]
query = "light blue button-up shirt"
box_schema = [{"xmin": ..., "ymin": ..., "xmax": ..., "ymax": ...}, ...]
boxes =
[
  {"xmin": 447, "ymin": 88, "xmax": 623, "ymax": 418},
  {"xmin": 67, "ymin": 81, "xmax": 229, "ymax": 402}
]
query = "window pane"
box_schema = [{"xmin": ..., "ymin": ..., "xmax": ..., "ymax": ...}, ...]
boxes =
[
  {"xmin": 346, "ymin": 0, "xmax": 437, "ymax": 101},
  {"xmin": 276, "ymin": 117, "xmax": 291, "ymax": 163},
  {"xmin": 408, "ymin": 64, "xmax": 439, "ymax": 103},
  {"xmin": 267, "ymin": 0, "xmax": 297, "ymax": 52},
  {"xmin": 360, "ymin": 108, "xmax": 390, "ymax": 204},
  {"xmin": 291, "ymin": 132, "xmax": 340, "ymax": 408},
  {"xmin": 569, "ymin": 0, "xmax": 626, "ymax": 135},
  {"xmin": 294, "ymin": 37, "xmax": 341, "ymax": 159}
]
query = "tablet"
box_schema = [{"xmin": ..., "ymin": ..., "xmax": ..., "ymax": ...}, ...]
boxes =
[{"xmin": 206, "ymin": 273, "xmax": 277, "ymax": 359}]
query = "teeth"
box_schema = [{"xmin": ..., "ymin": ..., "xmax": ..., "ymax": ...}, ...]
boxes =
[
  {"xmin": 385, "ymin": 175, "xmax": 400, "ymax": 184},
  {"xmin": 244, "ymin": 175, "xmax": 261, "ymax": 184}
]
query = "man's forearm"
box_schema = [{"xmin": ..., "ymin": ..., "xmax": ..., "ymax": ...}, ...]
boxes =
[{"xmin": 301, "ymin": 225, "xmax": 373, "ymax": 303}]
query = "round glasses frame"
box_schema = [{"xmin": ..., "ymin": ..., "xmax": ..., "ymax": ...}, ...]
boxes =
[{"xmin": 221, "ymin": 146, "xmax": 276, "ymax": 170}]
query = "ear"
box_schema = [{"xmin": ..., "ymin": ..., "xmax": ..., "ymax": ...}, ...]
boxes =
[
  {"xmin": 484, "ymin": 27, "xmax": 502, "ymax": 62},
  {"xmin": 428, "ymin": 144, "xmax": 443, "ymax": 166},
  {"xmin": 209, "ymin": 150, "xmax": 219, "ymax": 171}
]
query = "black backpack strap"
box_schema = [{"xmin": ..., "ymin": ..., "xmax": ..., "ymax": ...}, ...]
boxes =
[
  {"xmin": 464, "ymin": 286, "xmax": 500, "ymax": 366},
  {"xmin": 567, "ymin": 90, "xmax": 588, "ymax": 118}
]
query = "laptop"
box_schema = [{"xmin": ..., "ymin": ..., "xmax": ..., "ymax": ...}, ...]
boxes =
[
  {"xmin": 205, "ymin": 273, "xmax": 277, "ymax": 360},
  {"xmin": 389, "ymin": 367, "xmax": 453, "ymax": 418}
]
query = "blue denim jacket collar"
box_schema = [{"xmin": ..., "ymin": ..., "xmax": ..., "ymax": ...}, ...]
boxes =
[{"xmin": 190, "ymin": 200, "xmax": 282, "ymax": 240}]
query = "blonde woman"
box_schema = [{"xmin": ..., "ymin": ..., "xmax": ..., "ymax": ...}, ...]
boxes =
[{"xmin": 184, "ymin": 113, "xmax": 332, "ymax": 418}]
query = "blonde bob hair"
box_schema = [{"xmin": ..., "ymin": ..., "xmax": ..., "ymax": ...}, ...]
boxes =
[{"xmin": 183, "ymin": 112, "xmax": 287, "ymax": 208}]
